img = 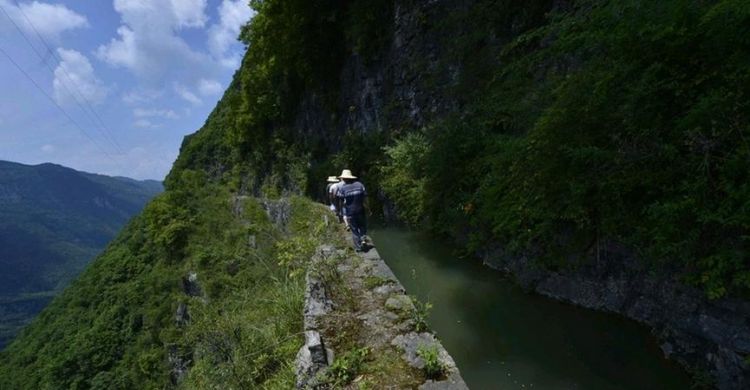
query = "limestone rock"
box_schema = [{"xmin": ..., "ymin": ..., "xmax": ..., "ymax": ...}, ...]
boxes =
[
  {"xmin": 303, "ymin": 274, "xmax": 333, "ymax": 330},
  {"xmin": 181, "ymin": 272, "xmax": 202, "ymax": 297},
  {"xmin": 167, "ymin": 345, "xmax": 192, "ymax": 385},
  {"xmin": 385, "ymin": 295, "xmax": 415, "ymax": 313},
  {"xmin": 419, "ymin": 374, "xmax": 470, "ymax": 390},
  {"xmin": 175, "ymin": 302, "xmax": 189, "ymax": 326},
  {"xmin": 392, "ymin": 332, "xmax": 439, "ymax": 369},
  {"xmin": 392, "ymin": 332, "xmax": 467, "ymax": 388},
  {"xmin": 295, "ymin": 330, "xmax": 334, "ymax": 389},
  {"xmin": 260, "ymin": 198, "xmax": 291, "ymax": 229}
]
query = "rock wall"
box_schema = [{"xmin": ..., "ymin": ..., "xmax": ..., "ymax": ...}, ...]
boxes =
[
  {"xmin": 294, "ymin": 0, "xmax": 466, "ymax": 145},
  {"xmin": 482, "ymin": 242, "xmax": 750, "ymax": 389}
]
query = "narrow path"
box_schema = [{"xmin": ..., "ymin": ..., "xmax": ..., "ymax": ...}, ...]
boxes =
[{"xmin": 295, "ymin": 218, "xmax": 468, "ymax": 389}]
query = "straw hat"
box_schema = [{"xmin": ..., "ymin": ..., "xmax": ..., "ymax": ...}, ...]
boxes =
[
  {"xmin": 326, "ymin": 176, "xmax": 339, "ymax": 183},
  {"xmin": 338, "ymin": 169, "xmax": 357, "ymax": 179}
]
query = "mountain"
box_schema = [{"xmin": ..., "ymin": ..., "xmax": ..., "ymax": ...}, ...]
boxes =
[
  {"xmin": 0, "ymin": 160, "xmax": 162, "ymax": 348},
  {"xmin": 1, "ymin": 1, "xmax": 749, "ymax": 389}
]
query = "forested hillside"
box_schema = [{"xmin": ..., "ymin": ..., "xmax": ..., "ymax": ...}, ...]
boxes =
[
  {"xmin": 0, "ymin": 160, "xmax": 161, "ymax": 348},
  {"xmin": 173, "ymin": 0, "xmax": 750, "ymax": 302},
  {"xmin": 1, "ymin": 0, "xmax": 748, "ymax": 388}
]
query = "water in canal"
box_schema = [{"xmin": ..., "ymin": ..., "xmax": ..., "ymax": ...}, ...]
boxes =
[{"xmin": 369, "ymin": 225, "xmax": 692, "ymax": 389}]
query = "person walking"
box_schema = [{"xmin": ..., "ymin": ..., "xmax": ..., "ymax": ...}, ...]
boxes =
[
  {"xmin": 325, "ymin": 176, "xmax": 339, "ymax": 209},
  {"xmin": 328, "ymin": 176, "xmax": 344, "ymax": 222},
  {"xmin": 335, "ymin": 169, "xmax": 369, "ymax": 251}
]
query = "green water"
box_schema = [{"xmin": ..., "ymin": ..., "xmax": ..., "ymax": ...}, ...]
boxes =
[{"xmin": 369, "ymin": 225, "xmax": 692, "ymax": 389}]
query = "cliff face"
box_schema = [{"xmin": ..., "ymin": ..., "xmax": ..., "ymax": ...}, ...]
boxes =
[{"xmin": 293, "ymin": 0, "xmax": 464, "ymax": 141}]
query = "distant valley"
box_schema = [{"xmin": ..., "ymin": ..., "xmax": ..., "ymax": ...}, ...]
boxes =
[{"xmin": 0, "ymin": 160, "xmax": 162, "ymax": 348}]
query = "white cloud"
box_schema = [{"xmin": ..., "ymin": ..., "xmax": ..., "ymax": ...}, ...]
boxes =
[
  {"xmin": 134, "ymin": 107, "xmax": 179, "ymax": 119},
  {"xmin": 112, "ymin": 0, "xmax": 207, "ymax": 28},
  {"xmin": 122, "ymin": 89, "xmax": 163, "ymax": 104},
  {"xmin": 63, "ymin": 144, "xmax": 176, "ymax": 180},
  {"xmin": 97, "ymin": 0, "xmax": 250, "ymax": 114},
  {"xmin": 123, "ymin": 145, "xmax": 176, "ymax": 180},
  {"xmin": 0, "ymin": 1, "xmax": 89, "ymax": 41},
  {"xmin": 41, "ymin": 144, "xmax": 55, "ymax": 153},
  {"xmin": 96, "ymin": 26, "xmax": 138, "ymax": 70},
  {"xmin": 133, "ymin": 118, "xmax": 159, "ymax": 128},
  {"xmin": 53, "ymin": 48, "xmax": 108, "ymax": 106},
  {"xmin": 198, "ymin": 78, "xmax": 222, "ymax": 96},
  {"xmin": 208, "ymin": 0, "xmax": 254, "ymax": 68},
  {"xmin": 175, "ymin": 84, "xmax": 201, "ymax": 105},
  {"xmin": 97, "ymin": 0, "xmax": 213, "ymax": 85},
  {"xmin": 169, "ymin": 0, "xmax": 208, "ymax": 28}
]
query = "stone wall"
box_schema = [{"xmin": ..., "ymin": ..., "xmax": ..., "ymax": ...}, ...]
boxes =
[{"xmin": 295, "ymin": 240, "xmax": 467, "ymax": 389}]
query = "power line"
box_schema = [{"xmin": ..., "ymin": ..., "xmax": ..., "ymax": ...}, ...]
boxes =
[
  {"xmin": 0, "ymin": 46, "xmax": 124, "ymax": 170},
  {"xmin": 11, "ymin": 0, "xmax": 125, "ymax": 156},
  {"xmin": 1, "ymin": 0, "xmax": 125, "ymax": 156}
]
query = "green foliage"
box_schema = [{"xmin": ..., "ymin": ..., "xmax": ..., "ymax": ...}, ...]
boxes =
[
  {"xmin": 410, "ymin": 296, "xmax": 433, "ymax": 333},
  {"xmin": 375, "ymin": 0, "xmax": 750, "ymax": 298},
  {"xmin": 182, "ymin": 270, "xmax": 304, "ymax": 388},
  {"xmin": 275, "ymin": 235, "xmax": 318, "ymax": 278},
  {"xmin": 169, "ymin": 0, "xmax": 353, "ymax": 191},
  {"xmin": 0, "ymin": 172, "xmax": 338, "ymax": 389},
  {"xmin": 487, "ymin": 0, "xmax": 750, "ymax": 297},
  {"xmin": 331, "ymin": 130, "xmax": 388, "ymax": 179},
  {"xmin": 0, "ymin": 161, "xmax": 161, "ymax": 348},
  {"xmin": 380, "ymin": 132, "xmax": 430, "ymax": 225},
  {"xmin": 416, "ymin": 344, "xmax": 445, "ymax": 380},
  {"xmin": 690, "ymin": 368, "xmax": 715, "ymax": 390},
  {"xmin": 231, "ymin": 0, "xmax": 346, "ymax": 183},
  {"xmin": 166, "ymin": 0, "xmax": 394, "ymax": 204},
  {"xmin": 324, "ymin": 346, "xmax": 370, "ymax": 387},
  {"xmin": 364, "ymin": 275, "xmax": 389, "ymax": 290},
  {"xmin": 328, "ymin": 130, "xmax": 389, "ymax": 214},
  {"xmin": 344, "ymin": 0, "xmax": 393, "ymax": 62}
]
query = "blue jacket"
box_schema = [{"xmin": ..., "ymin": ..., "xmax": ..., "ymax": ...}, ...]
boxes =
[{"xmin": 336, "ymin": 181, "xmax": 366, "ymax": 216}]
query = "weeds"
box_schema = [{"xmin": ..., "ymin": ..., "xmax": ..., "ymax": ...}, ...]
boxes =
[
  {"xmin": 417, "ymin": 344, "xmax": 445, "ymax": 380},
  {"xmin": 323, "ymin": 347, "xmax": 370, "ymax": 387},
  {"xmin": 364, "ymin": 275, "xmax": 389, "ymax": 289},
  {"xmin": 410, "ymin": 296, "xmax": 433, "ymax": 333},
  {"xmin": 275, "ymin": 235, "xmax": 317, "ymax": 278}
]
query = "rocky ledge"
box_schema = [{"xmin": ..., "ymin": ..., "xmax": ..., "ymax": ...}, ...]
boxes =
[{"xmin": 295, "ymin": 238, "xmax": 467, "ymax": 389}]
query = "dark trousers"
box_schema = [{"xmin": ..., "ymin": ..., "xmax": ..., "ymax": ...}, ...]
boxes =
[{"xmin": 347, "ymin": 212, "xmax": 367, "ymax": 250}]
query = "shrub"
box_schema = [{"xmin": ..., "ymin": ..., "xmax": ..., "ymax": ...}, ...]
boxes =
[
  {"xmin": 417, "ymin": 344, "xmax": 445, "ymax": 380},
  {"xmin": 380, "ymin": 133, "xmax": 430, "ymax": 226},
  {"xmin": 410, "ymin": 296, "xmax": 433, "ymax": 333}
]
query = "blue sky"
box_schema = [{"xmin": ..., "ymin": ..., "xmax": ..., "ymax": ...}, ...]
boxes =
[{"xmin": 0, "ymin": 0, "xmax": 254, "ymax": 180}]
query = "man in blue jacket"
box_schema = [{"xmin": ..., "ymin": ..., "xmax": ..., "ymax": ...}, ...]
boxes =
[{"xmin": 336, "ymin": 169, "xmax": 369, "ymax": 251}]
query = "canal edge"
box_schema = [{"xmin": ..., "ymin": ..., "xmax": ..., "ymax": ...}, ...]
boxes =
[{"xmin": 295, "ymin": 213, "xmax": 469, "ymax": 389}]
